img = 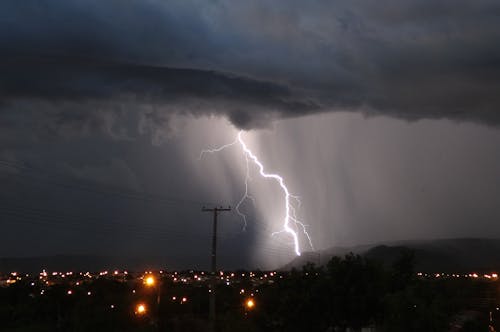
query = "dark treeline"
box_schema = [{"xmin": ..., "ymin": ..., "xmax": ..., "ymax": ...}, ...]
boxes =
[
  {"xmin": 253, "ymin": 252, "xmax": 495, "ymax": 331},
  {"xmin": 0, "ymin": 252, "xmax": 498, "ymax": 331}
]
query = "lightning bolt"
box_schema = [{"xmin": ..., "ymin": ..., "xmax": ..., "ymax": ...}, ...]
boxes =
[{"xmin": 200, "ymin": 131, "xmax": 314, "ymax": 256}]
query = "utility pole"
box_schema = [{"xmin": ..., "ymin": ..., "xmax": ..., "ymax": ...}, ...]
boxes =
[{"xmin": 202, "ymin": 206, "xmax": 231, "ymax": 332}]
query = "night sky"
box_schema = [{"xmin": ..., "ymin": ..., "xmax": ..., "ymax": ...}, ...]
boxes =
[{"xmin": 1, "ymin": 0, "xmax": 500, "ymax": 269}]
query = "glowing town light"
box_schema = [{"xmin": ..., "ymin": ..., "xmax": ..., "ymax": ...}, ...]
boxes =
[
  {"xmin": 144, "ymin": 276, "xmax": 155, "ymax": 287},
  {"xmin": 135, "ymin": 303, "xmax": 147, "ymax": 315},
  {"xmin": 200, "ymin": 131, "xmax": 314, "ymax": 256},
  {"xmin": 245, "ymin": 298, "xmax": 255, "ymax": 309}
]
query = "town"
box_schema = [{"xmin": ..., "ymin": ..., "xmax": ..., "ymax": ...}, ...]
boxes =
[{"xmin": 2, "ymin": 254, "xmax": 500, "ymax": 331}]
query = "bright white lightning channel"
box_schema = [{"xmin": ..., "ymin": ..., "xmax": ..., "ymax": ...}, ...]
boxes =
[{"xmin": 200, "ymin": 131, "xmax": 314, "ymax": 256}]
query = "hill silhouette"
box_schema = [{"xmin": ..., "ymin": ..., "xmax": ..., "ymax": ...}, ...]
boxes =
[{"xmin": 284, "ymin": 238, "xmax": 500, "ymax": 272}]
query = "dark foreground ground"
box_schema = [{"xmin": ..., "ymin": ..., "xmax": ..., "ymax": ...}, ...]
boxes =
[{"xmin": 1, "ymin": 252, "xmax": 499, "ymax": 331}]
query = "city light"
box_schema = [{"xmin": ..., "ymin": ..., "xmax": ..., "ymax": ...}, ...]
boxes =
[
  {"xmin": 135, "ymin": 303, "xmax": 147, "ymax": 315},
  {"xmin": 245, "ymin": 298, "xmax": 255, "ymax": 310},
  {"xmin": 2, "ymin": 265, "xmax": 499, "ymax": 328},
  {"xmin": 144, "ymin": 276, "xmax": 155, "ymax": 287}
]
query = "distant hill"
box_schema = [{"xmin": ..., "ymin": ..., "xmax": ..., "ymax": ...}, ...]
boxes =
[
  {"xmin": 281, "ymin": 244, "xmax": 373, "ymax": 270},
  {"xmin": 4, "ymin": 238, "xmax": 500, "ymax": 273},
  {"xmin": 284, "ymin": 238, "xmax": 500, "ymax": 272},
  {"xmin": 0, "ymin": 255, "xmax": 169, "ymax": 273}
]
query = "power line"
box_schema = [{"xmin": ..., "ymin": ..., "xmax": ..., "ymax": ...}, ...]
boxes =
[
  {"xmin": 0, "ymin": 159, "xmax": 215, "ymax": 206},
  {"xmin": 0, "ymin": 160, "xmax": 300, "ymax": 250},
  {"xmin": 0, "ymin": 201, "xmax": 288, "ymax": 250},
  {"xmin": 0, "ymin": 160, "xmax": 300, "ymax": 260},
  {"xmin": 0, "ymin": 205, "xmax": 205, "ymax": 241}
]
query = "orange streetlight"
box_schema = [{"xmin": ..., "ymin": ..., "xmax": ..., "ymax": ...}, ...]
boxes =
[
  {"xmin": 144, "ymin": 276, "xmax": 155, "ymax": 287},
  {"xmin": 245, "ymin": 298, "xmax": 255, "ymax": 310},
  {"xmin": 135, "ymin": 303, "xmax": 147, "ymax": 315}
]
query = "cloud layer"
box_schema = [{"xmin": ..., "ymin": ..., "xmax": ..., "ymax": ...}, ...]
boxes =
[{"xmin": 1, "ymin": 0, "xmax": 500, "ymax": 130}]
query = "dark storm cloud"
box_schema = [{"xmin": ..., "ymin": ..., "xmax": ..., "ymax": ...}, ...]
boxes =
[
  {"xmin": 0, "ymin": 56, "xmax": 318, "ymax": 130},
  {"xmin": 1, "ymin": 0, "xmax": 500, "ymax": 130}
]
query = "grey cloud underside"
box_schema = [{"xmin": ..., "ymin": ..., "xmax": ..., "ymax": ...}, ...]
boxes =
[
  {"xmin": 2, "ymin": 0, "xmax": 500, "ymax": 128},
  {"xmin": 0, "ymin": 58, "xmax": 319, "ymax": 129}
]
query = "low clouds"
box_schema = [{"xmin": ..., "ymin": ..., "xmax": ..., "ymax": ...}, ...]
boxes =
[
  {"xmin": 1, "ymin": 0, "xmax": 500, "ymax": 132},
  {"xmin": 0, "ymin": 57, "xmax": 318, "ymax": 131}
]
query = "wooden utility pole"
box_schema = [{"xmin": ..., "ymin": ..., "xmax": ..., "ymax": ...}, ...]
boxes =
[{"xmin": 202, "ymin": 206, "xmax": 231, "ymax": 332}]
